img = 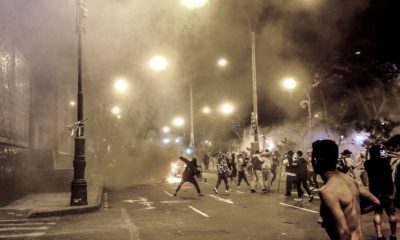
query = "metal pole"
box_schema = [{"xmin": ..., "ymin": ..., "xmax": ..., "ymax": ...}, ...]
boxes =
[
  {"xmin": 71, "ymin": 0, "xmax": 88, "ymax": 206},
  {"xmin": 189, "ymin": 83, "xmax": 195, "ymax": 154},
  {"xmin": 305, "ymin": 90, "xmax": 312, "ymax": 146},
  {"xmin": 251, "ymin": 31, "xmax": 258, "ymax": 143}
]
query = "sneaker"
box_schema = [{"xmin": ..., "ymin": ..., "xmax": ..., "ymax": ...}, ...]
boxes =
[
  {"xmin": 225, "ymin": 189, "xmax": 230, "ymax": 193},
  {"xmin": 390, "ymin": 236, "xmax": 397, "ymax": 240},
  {"xmin": 284, "ymin": 193, "xmax": 291, "ymax": 197},
  {"xmin": 309, "ymin": 195, "xmax": 314, "ymax": 202},
  {"xmin": 294, "ymin": 198, "xmax": 303, "ymax": 202},
  {"xmin": 173, "ymin": 193, "xmax": 177, "ymax": 197},
  {"xmin": 213, "ymin": 187, "xmax": 218, "ymax": 194},
  {"xmin": 250, "ymin": 189, "xmax": 257, "ymax": 193}
]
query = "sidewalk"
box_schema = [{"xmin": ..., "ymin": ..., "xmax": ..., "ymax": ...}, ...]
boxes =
[{"xmin": 0, "ymin": 175, "xmax": 104, "ymax": 218}]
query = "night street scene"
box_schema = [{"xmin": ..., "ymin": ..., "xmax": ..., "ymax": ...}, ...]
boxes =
[{"xmin": 1, "ymin": 0, "xmax": 400, "ymax": 239}]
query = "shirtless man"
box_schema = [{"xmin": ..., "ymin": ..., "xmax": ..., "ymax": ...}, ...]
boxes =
[{"xmin": 312, "ymin": 140, "xmax": 380, "ymax": 240}]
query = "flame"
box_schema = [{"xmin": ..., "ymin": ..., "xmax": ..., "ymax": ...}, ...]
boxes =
[{"xmin": 166, "ymin": 162, "xmax": 181, "ymax": 184}]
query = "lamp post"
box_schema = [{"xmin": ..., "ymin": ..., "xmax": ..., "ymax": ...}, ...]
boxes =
[
  {"xmin": 245, "ymin": 11, "xmax": 260, "ymax": 143},
  {"xmin": 282, "ymin": 77, "xmax": 313, "ymax": 146},
  {"xmin": 71, "ymin": 0, "xmax": 88, "ymax": 206}
]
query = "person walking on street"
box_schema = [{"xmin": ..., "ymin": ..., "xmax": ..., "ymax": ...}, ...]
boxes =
[
  {"xmin": 202, "ymin": 153, "xmax": 210, "ymax": 171},
  {"xmin": 283, "ymin": 151, "xmax": 297, "ymax": 196},
  {"xmin": 365, "ymin": 145, "xmax": 398, "ymax": 240},
  {"xmin": 174, "ymin": 156, "xmax": 203, "ymax": 197},
  {"xmin": 294, "ymin": 151, "xmax": 313, "ymax": 202},
  {"xmin": 312, "ymin": 139, "xmax": 380, "ymax": 240},
  {"xmin": 213, "ymin": 153, "xmax": 230, "ymax": 194},
  {"xmin": 237, "ymin": 153, "xmax": 250, "ymax": 188},
  {"xmin": 250, "ymin": 150, "xmax": 267, "ymax": 193},
  {"xmin": 271, "ymin": 151, "xmax": 281, "ymax": 186}
]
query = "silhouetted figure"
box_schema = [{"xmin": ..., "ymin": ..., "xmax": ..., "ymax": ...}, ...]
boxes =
[
  {"xmin": 295, "ymin": 151, "xmax": 313, "ymax": 202},
  {"xmin": 365, "ymin": 145, "xmax": 397, "ymax": 240},
  {"xmin": 174, "ymin": 156, "xmax": 203, "ymax": 197}
]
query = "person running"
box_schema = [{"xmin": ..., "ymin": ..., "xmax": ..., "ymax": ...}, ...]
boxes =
[
  {"xmin": 228, "ymin": 152, "xmax": 238, "ymax": 185},
  {"xmin": 250, "ymin": 150, "xmax": 267, "ymax": 193},
  {"xmin": 237, "ymin": 153, "xmax": 250, "ymax": 188},
  {"xmin": 312, "ymin": 139, "xmax": 380, "ymax": 240},
  {"xmin": 174, "ymin": 156, "xmax": 203, "ymax": 197},
  {"xmin": 283, "ymin": 151, "xmax": 297, "ymax": 196},
  {"xmin": 365, "ymin": 145, "xmax": 398, "ymax": 240},
  {"xmin": 295, "ymin": 151, "xmax": 313, "ymax": 202},
  {"xmin": 213, "ymin": 153, "xmax": 230, "ymax": 194}
]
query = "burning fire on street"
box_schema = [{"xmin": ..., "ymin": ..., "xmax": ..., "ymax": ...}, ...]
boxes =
[{"xmin": 166, "ymin": 162, "xmax": 181, "ymax": 184}]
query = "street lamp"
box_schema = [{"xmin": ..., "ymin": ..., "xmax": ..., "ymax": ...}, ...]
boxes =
[
  {"xmin": 70, "ymin": 101, "xmax": 76, "ymax": 107},
  {"xmin": 71, "ymin": 0, "xmax": 88, "ymax": 206},
  {"xmin": 221, "ymin": 103, "xmax": 234, "ymax": 115},
  {"xmin": 162, "ymin": 126, "xmax": 170, "ymax": 133},
  {"xmin": 172, "ymin": 117, "xmax": 185, "ymax": 127},
  {"xmin": 282, "ymin": 77, "xmax": 313, "ymax": 145},
  {"xmin": 217, "ymin": 58, "xmax": 228, "ymax": 68},
  {"xmin": 111, "ymin": 106, "xmax": 121, "ymax": 115},
  {"xmin": 149, "ymin": 55, "xmax": 168, "ymax": 72},
  {"xmin": 202, "ymin": 106, "xmax": 211, "ymax": 114},
  {"xmin": 180, "ymin": 0, "xmax": 208, "ymax": 9},
  {"xmin": 114, "ymin": 78, "xmax": 128, "ymax": 92}
]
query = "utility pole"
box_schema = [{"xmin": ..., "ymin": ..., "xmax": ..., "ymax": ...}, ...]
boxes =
[{"xmin": 71, "ymin": 0, "xmax": 88, "ymax": 206}]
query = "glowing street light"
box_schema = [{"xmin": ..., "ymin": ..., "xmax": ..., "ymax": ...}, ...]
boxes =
[
  {"xmin": 172, "ymin": 117, "xmax": 185, "ymax": 127},
  {"xmin": 217, "ymin": 58, "xmax": 228, "ymax": 68},
  {"xmin": 70, "ymin": 101, "xmax": 76, "ymax": 107},
  {"xmin": 162, "ymin": 126, "xmax": 170, "ymax": 133},
  {"xmin": 149, "ymin": 55, "xmax": 168, "ymax": 72},
  {"xmin": 202, "ymin": 106, "xmax": 211, "ymax": 114},
  {"xmin": 111, "ymin": 106, "xmax": 121, "ymax": 115},
  {"xmin": 180, "ymin": 0, "xmax": 208, "ymax": 9},
  {"xmin": 114, "ymin": 78, "xmax": 128, "ymax": 92},
  {"xmin": 221, "ymin": 103, "xmax": 234, "ymax": 115},
  {"xmin": 282, "ymin": 77, "xmax": 297, "ymax": 90},
  {"xmin": 162, "ymin": 138, "xmax": 171, "ymax": 144}
]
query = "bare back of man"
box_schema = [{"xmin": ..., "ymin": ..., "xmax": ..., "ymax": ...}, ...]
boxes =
[{"xmin": 320, "ymin": 172, "xmax": 378, "ymax": 240}]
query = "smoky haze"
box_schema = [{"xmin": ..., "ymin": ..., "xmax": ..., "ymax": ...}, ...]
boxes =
[{"xmin": 0, "ymin": 0, "xmax": 376, "ymax": 187}]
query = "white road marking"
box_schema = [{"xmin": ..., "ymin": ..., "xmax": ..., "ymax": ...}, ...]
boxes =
[
  {"xmin": 279, "ymin": 202, "xmax": 319, "ymax": 214},
  {"xmin": 0, "ymin": 222, "xmax": 56, "ymax": 226},
  {"xmin": 0, "ymin": 218, "xmax": 59, "ymax": 223},
  {"xmin": 164, "ymin": 191, "xmax": 173, "ymax": 197},
  {"xmin": 207, "ymin": 195, "xmax": 234, "ymax": 204},
  {"xmin": 121, "ymin": 208, "xmax": 141, "ymax": 240},
  {"xmin": 200, "ymin": 182, "xmax": 210, "ymax": 185},
  {"xmin": 160, "ymin": 200, "xmax": 191, "ymax": 204},
  {"xmin": 0, "ymin": 226, "xmax": 49, "ymax": 231},
  {"xmin": 233, "ymin": 190, "xmax": 244, "ymax": 194},
  {"xmin": 0, "ymin": 232, "xmax": 46, "ymax": 239},
  {"xmin": 122, "ymin": 198, "xmax": 155, "ymax": 210},
  {"xmin": 188, "ymin": 206, "xmax": 209, "ymax": 218}
]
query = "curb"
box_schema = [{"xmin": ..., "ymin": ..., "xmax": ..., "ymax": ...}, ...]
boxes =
[{"xmin": 27, "ymin": 180, "xmax": 104, "ymax": 218}]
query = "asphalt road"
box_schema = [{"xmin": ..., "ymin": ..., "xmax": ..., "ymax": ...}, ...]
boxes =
[{"xmin": 0, "ymin": 173, "xmax": 394, "ymax": 239}]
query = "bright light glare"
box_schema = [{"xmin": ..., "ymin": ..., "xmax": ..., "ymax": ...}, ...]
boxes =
[
  {"xmin": 217, "ymin": 58, "xmax": 228, "ymax": 67},
  {"xmin": 221, "ymin": 103, "xmax": 234, "ymax": 114},
  {"xmin": 162, "ymin": 138, "xmax": 170, "ymax": 144},
  {"xmin": 175, "ymin": 138, "xmax": 181, "ymax": 143},
  {"xmin": 172, "ymin": 117, "xmax": 184, "ymax": 127},
  {"xmin": 283, "ymin": 77, "xmax": 297, "ymax": 90},
  {"xmin": 70, "ymin": 101, "xmax": 76, "ymax": 107},
  {"xmin": 111, "ymin": 106, "xmax": 121, "ymax": 115},
  {"xmin": 117, "ymin": 115, "xmax": 121, "ymax": 119},
  {"xmin": 114, "ymin": 79, "xmax": 128, "ymax": 92},
  {"xmin": 202, "ymin": 106, "xmax": 211, "ymax": 114},
  {"xmin": 162, "ymin": 126, "xmax": 170, "ymax": 133},
  {"xmin": 181, "ymin": 0, "xmax": 208, "ymax": 9},
  {"xmin": 149, "ymin": 55, "xmax": 168, "ymax": 72},
  {"xmin": 355, "ymin": 135, "xmax": 366, "ymax": 145},
  {"xmin": 265, "ymin": 139, "xmax": 275, "ymax": 151}
]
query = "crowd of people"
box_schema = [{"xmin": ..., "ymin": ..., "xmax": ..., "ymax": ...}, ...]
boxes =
[{"xmin": 172, "ymin": 139, "xmax": 400, "ymax": 240}]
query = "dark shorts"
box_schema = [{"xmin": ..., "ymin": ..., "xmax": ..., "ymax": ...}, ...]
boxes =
[{"xmin": 374, "ymin": 195, "xmax": 396, "ymax": 215}]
